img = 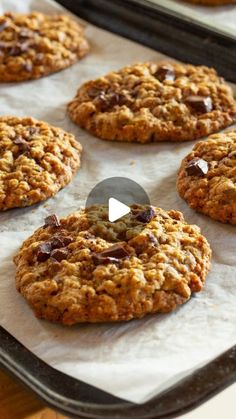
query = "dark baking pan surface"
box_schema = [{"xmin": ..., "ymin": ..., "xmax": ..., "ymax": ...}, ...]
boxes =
[
  {"xmin": 0, "ymin": 327, "xmax": 236, "ymax": 418},
  {"xmin": 56, "ymin": 0, "xmax": 236, "ymax": 82},
  {"xmin": 1, "ymin": 1, "xmax": 236, "ymax": 417}
]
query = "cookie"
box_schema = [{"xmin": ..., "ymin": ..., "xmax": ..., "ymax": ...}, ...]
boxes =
[
  {"xmin": 0, "ymin": 12, "xmax": 89, "ymax": 82},
  {"xmin": 68, "ymin": 61, "xmax": 236, "ymax": 143},
  {"xmin": 183, "ymin": 0, "xmax": 236, "ymax": 5},
  {"xmin": 0, "ymin": 116, "xmax": 82, "ymax": 210},
  {"xmin": 177, "ymin": 131, "xmax": 236, "ymax": 224},
  {"xmin": 14, "ymin": 205, "xmax": 211, "ymax": 325}
]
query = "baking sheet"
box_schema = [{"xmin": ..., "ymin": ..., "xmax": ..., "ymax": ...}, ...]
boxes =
[
  {"xmin": 151, "ymin": 0, "xmax": 236, "ymax": 40},
  {"xmin": 0, "ymin": 0, "xmax": 236, "ymax": 404}
]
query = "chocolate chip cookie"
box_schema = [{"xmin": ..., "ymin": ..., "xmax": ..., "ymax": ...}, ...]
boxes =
[
  {"xmin": 14, "ymin": 205, "xmax": 211, "ymax": 325},
  {"xmin": 0, "ymin": 12, "xmax": 89, "ymax": 82},
  {"xmin": 0, "ymin": 116, "xmax": 82, "ymax": 210},
  {"xmin": 177, "ymin": 130, "xmax": 236, "ymax": 224},
  {"xmin": 68, "ymin": 61, "xmax": 236, "ymax": 143}
]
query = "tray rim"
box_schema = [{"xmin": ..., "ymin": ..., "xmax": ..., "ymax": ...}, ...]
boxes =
[
  {"xmin": 1, "ymin": 325, "xmax": 236, "ymax": 418},
  {"xmin": 56, "ymin": 0, "xmax": 236, "ymax": 82}
]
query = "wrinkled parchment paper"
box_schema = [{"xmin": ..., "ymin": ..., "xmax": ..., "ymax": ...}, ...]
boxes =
[
  {"xmin": 152, "ymin": 0, "xmax": 236, "ymax": 39},
  {"xmin": 0, "ymin": 0, "xmax": 235, "ymax": 404}
]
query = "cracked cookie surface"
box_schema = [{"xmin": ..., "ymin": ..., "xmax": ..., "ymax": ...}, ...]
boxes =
[
  {"xmin": 14, "ymin": 205, "xmax": 211, "ymax": 325},
  {"xmin": 177, "ymin": 130, "xmax": 236, "ymax": 224},
  {"xmin": 68, "ymin": 61, "xmax": 236, "ymax": 143},
  {"xmin": 0, "ymin": 116, "xmax": 82, "ymax": 210},
  {"xmin": 0, "ymin": 12, "xmax": 89, "ymax": 82}
]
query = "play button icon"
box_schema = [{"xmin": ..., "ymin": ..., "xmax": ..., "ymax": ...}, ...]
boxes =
[
  {"xmin": 86, "ymin": 177, "xmax": 150, "ymax": 211},
  {"xmin": 85, "ymin": 177, "xmax": 151, "ymax": 239},
  {"xmin": 108, "ymin": 197, "xmax": 130, "ymax": 222}
]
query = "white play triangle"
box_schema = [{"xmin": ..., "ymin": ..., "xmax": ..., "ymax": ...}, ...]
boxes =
[{"xmin": 108, "ymin": 197, "xmax": 130, "ymax": 222}]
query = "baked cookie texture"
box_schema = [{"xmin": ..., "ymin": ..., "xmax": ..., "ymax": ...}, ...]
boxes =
[
  {"xmin": 0, "ymin": 12, "xmax": 89, "ymax": 82},
  {"xmin": 177, "ymin": 131, "xmax": 236, "ymax": 224},
  {"xmin": 68, "ymin": 62, "xmax": 236, "ymax": 143},
  {"xmin": 0, "ymin": 116, "xmax": 82, "ymax": 210},
  {"xmin": 183, "ymin": 0, "xmax": 236, "ymax": 5},
  {"xmin": 14, "ymin": 205, "xmax": 211, "ymax": 325}
]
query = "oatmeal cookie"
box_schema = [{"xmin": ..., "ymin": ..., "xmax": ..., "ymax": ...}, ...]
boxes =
[
  {"xmin": 14, "ymin": 205, "xmax": 211, "ymax": 324},
  {"xmin": 68, "ymin": 61, "xmax": 236, "ymax": 143},
  {"xmin": 0, "ymin": 116, "xmax": 82, "ymax": 210},
  {"xmin": 0, "ymin": 12, "xmax": 89, "ymax": 82},
  {"xmin": 177, "ymin": 130, "xmax": 236, "ymax": 224}
]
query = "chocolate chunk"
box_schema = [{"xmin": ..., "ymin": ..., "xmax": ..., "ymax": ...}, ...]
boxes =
[
  {"xmin": 51, "ymin": 236, "xmax": 72, "ymax": 249},
  {"xmin": 186, "ymin": 158, "xmax": 209, "ymax": 176},
  {"xmin": 28, "ymin": 126, "xmax": 39, "ymax": 136},
  {"xmin": 13, "ymin": 136, "xmax": 30, "ymax": 153},
  {"xmin": 87, "ymin": 86, "xmax": 104, "ymax": 98},
  {"xmin": 99, "ymin": 243, "xmax": 129, "ymax": 259},
  {"xmin": 185, "ymin": 96, "xmax": 212, "ymax": 113},
  {"xmin": 0, "ymin": 20, "xmax": 8, "ymax": 32},
  {"xmin": 146, "ymin": 232, "xmax": 158, "ymax": 246},
  {"xmin": 93, "ymin": 254, "xmax": 121, "ymax": 265},
  {"xmin": 0, "ymin": 42, "xmax": 7, "ymax": 52},
  {"xmin": 94, "ymin": 92, "xmax": 116, "ymax": 111},
  {"xmin": 44, "ymin": 214, "xmax": 61, "ymax": 228},
  {"xmin": 94, "ymin": 92, "xmax": 128, "ymax": 111},
  {"xmin": 36, "ymin": 242, "xmax": 52, "ymax": 262},
  {"xmin": 136, "ymin": 207, "xmax": 155, "ymax": 223},
  {"xmin": 50, "ymin": 248, "xmax": 69, "ymax": 262},
  {"xmin": 93, "ymin": 243, "xmax": 130, "ymax": 265},
  {"xmin": 154, "ymin": 65, "xmax": 175, "ymax": 82},
  {"xmin": 4, "ymin": 13, "xmax": 13, "ymax": 19},
  {"xmin": 83, "ymin": 232, "xmax": 95, "ymax": 240},
  {"xmin": 8, "ymin": 42, "xmax": 26, "ymax": 56}
]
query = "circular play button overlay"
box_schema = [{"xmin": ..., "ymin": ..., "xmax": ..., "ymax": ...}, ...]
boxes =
[
  {"xmin": 86, "ymin": 177, "xmax": 150, "ymax": 222},
  {"xmin": 85, "ymin": 177, "xmax": 151, "ymax": 240}
]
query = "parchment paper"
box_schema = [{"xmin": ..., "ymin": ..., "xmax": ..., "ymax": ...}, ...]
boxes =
[{"xmin": 0, "ymin": 0, "xmax": 235, "ymax": 404}]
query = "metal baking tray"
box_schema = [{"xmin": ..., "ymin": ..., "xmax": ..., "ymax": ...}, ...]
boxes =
[
  {"xmin": 0, "ymin": 1, "xmax": 236, "ymax": 417},
  {"xmin": 1, "ymin": 326, "xmax": 236, "ymax": 418},
  {"xmin": 56, "ymin": 0, "xmax": 236, "ymax": 82}
]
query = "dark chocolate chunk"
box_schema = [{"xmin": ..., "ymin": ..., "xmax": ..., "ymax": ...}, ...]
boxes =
[
  {"xmin": 8, "ymin": 42, "xmax": 27, "ymax": 56},
  {"xmin": 4, "ymin": 13, "xmax": 13, "ymax": 19},
  {"xmin": 0, "ymin": 20, "xmax": 8, "ymax": 32},
  {"xmin": 186, "ymin": 158, "xmax": 209, "ymax": 176},
  {"xmin": 13, "ymin": 136, "xmax": 30, "ymax": 153},
  {"xmin": 146, "ymin": 232, "xmax": 158, "ymax": 246},
  {"xmin": 36, "ymin": 242, "xmax": 52, "ymax": 262},
  {"xmin": 98, "ymin": 243, "xmax": 129, "ymax": 259},
  {"xmin": 28, "ymin": 126, "xmax": 39, "ymax": 136},
  {"xmin": 51, "ymin": 235, "xmax": 72, "ymax": 249},
  {"xmin": 44, "ymin": 214, "xmax": 61, "ymax": 228},
  {"xmin": 83, "ymin": 232, "xmax": 95, "ymax": 240},
  {"xmin": 50, "ymin": 248, "xmax": 69, "ymax": 262},
  {"xmin": 87, "ymin": 86, "xmax": 104, "ymax": 98},
  {"xmin": 94, "ymin": 92, "xmax": 129, "ymax": 111},
  {"xmin": 94, "ymin": 92, "xmax": 116, "ymax": 111},
  {"xmin": 154, "ymin": 65, "xmax": 175, "ymax": 82},
  {"xmin": 136, "ymin": 207, "xmax": 155, "ymax": 223},
  {"xmin": 93, "ymin": 254, "xmax": 121, "ymax": 265},
  {"xmin": 93, "ymin": 243, "xmax": 130, "ymax": 265},
  {"xmin": 185, "ymin": 96, "xmax": 212, "ymax": 113}
]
